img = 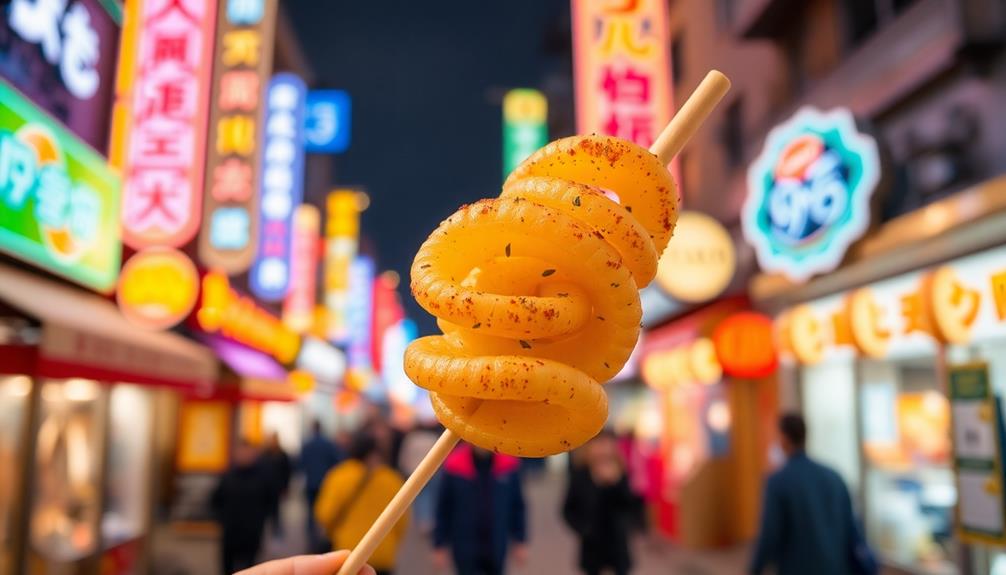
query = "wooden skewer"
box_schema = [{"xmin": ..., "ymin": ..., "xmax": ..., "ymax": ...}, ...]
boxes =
[{"xmin": 335, "ymin": 70, "xmax": 730, "ymax": 575}]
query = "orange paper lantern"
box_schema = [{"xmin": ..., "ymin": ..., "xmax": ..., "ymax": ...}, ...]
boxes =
[{"xmin": 713, "ymin": 312, "xmax": 777, "ymax": 378}]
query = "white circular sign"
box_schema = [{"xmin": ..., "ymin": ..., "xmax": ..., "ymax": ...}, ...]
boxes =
[{"xmin": 656, "ymin": 211, "xmax": 736, "ymax": 303}]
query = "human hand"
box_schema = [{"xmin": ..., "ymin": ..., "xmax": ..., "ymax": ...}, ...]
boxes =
[
  {"xmin": 431, "ymin": 548, "xmax": 450, "ymax": 571},
  {"xmin": 511, "ymin": 543, "xmax": 529, "ymax": 568},
  {"xmin": 235, "ymin": 550, "xmax": 375, "ymax": 575}
]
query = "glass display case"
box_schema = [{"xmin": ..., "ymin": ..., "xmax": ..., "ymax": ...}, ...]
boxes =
[
  {"xmin": 0, "ymin": 375, "xmax": 32, "ymax": 575},
  {"xmin": 28, "ymin": 379, "xmax": 106, "ymax": 569},
  {"xmin": 859, "ymin": 359, "xmax": 957, "ymax": 574}
]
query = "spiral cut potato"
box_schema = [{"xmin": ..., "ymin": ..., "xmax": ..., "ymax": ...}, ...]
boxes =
[{"xmin": 405, "ymin": 135, "xmax": 678, "ymax": 456}]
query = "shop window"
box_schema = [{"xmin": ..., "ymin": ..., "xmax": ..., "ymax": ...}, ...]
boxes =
[
  {"xmin": 722, "ymin": 99, "xmax": 744, "ymax": 169},
  {"xmin": 29, "ymin": 379, "xmax": 106, "ymax": 566},
  {"xmin": 859, "ymin": 358, "xmax": 956, "ymax": 572},
  {"xmin": 842, "ymin": 0, "xmax": 922, "ymax": 50}
]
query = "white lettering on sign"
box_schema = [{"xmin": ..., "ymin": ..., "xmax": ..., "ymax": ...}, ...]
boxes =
[{"xmin": 10, "ymin": 0, "xmax": 101, "ymax": 99}]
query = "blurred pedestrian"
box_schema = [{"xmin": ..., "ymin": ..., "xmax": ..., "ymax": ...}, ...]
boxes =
[
  {"xmin": 398, "ymin": 422, "xmax": 442, "ymax": 534},
  {"xmin": 260, "ymin": 431, "xmax": 292, "ymax": 538},
  {"xmin": 212, "ymin": 440, "xmax": 272, "ymax": 574},
  {"xmin": 750, "ymin": 413, "xmax": 877, "ymax": 575},
  {"xmin": 315, "ymin": 432, "xmax": 409, "ymax": 575},
  {"xmin": 563, "ymin": 431, "xmax": 644, "ymax": 575},
  {"xmin": 300, "ymin": 421, "xmax": 344, "ymax": 553},
  {"xmin": 433, "ymin": 443, "xmax": 527, "ymax": 575}
]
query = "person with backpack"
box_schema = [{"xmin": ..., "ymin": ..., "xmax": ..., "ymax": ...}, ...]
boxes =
[{"xmin": 314, "ymin": 432, "xmax": 408, "ymax": 575}]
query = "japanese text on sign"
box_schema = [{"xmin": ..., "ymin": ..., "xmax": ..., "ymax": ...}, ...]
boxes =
[
  {"xmin": 113, "ymin": 0, "xmax": 217, "ymax": 248},
  {"xmin": 198, "ymin": 0, "xmax": 278, "ymax": 273},
  {"xmin": 571, "ymin": 0, "xmax": 672, "ymax": 150}
]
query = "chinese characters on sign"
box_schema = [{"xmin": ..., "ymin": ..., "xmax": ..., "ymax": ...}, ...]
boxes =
[
  {"xmin": 2, "ymin": 0, "xmax": 120, "ymax": 152},
  {"xmin": 777, "ymin": 244, "xmax": 1006, "ymax": 365},
  {"xmin": 0, "ymin": 80, "xmax": 121, "ymax": 291},
  {"xmin": 282, "ymin": 204, "xmax": 320, "ymax": 333},
  {"xmin": 113, "ymin": 0, "xmax": 217, "ymax": 249},
  {"xmin": 743, "ymin": 107, "xmax": 881, "ymax": 282},
  {"xmin": 502, "ymin": 89, "xmax": 547, "ymax": 179},
  {"xmin": 571, "ymin": 0, "xmax": 672, "ymax": 150},
  {"xmin": 250, "ymin": 73, "xmax": 306, "ymax": 301},
  {"xmin": 198, "ymin": 0, "xmax": 278, "ymax": 273},
  {"xmin": 304, "ymin": 90, "xmax": 351, "ymax": 154}
]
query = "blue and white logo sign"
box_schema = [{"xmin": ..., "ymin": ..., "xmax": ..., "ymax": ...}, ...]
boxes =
[
  {"xmin": 250, "ymin": 73, "xmax": 306, "ymax": 301},
  {"xmin": 304, "ymin": 90, "xmax": 350, "ymax": 153},
  {"xmin": 742, "ymin": 107, "xmax": 880, "ymax": 282}
]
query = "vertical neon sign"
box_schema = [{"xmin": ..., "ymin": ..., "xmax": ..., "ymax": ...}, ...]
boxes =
[
  {"xmin": 250, "ymin": 73, "xmax": 307, "ymax": 300},
  {"xmin": 282, "ymin": 204, "xmax": 320, "ymax": 333},
  {"xmin": 502, "ymin": 89, "xmax": 547, "ymax": 179},
  {"xmin": 198, "ymin": 0, "xmax": 278, "ymax": 273},
  {"xmin": 112, "ymin": 0, "xmax": 217, "ymax": 248}
]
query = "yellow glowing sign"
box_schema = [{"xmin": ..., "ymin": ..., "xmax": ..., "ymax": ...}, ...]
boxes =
[
  {"xmin": 324, "ymin": 189, "xmax": 364, "ymax": 343},
  {"xmin": 642, "ymin": 338, "xmax": 722, "ymax": 389},
  {"xmin": 656, "ymin": 211, "xmax": 736, "ymax": 303},
  {"xmin": 117, "ymin": 247, "xmax": 199, "ymax": 330},
  {"xmin": 197, "ymin": 271, "xmax": 301, "ymax": 364}
]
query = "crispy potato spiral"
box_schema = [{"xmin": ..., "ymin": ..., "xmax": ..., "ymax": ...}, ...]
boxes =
[{"xmin": 405, "ymin": 135, "xmax": 678, "ymax": 456}]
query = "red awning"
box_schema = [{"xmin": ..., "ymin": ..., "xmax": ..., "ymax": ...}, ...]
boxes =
[{"xmin": 0, "ymin": 263, "xmax": 217, "ymax": 389}]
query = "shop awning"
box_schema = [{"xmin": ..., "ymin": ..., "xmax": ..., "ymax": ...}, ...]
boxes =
[
  {"xmin": 200, "ymin": 334, "xmax": 297, "ymax": 402},
  {"xmin": 0, "ymin": 263, "xmax": 217, "ymax": 388}
]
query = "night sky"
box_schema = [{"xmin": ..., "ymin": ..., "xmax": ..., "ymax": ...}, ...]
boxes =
[{"xmin": 287, "ymin": 1, "xmax": 573, "ymax": 334}]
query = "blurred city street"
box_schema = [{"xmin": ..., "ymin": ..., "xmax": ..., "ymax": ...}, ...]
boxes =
[{"xmin": 152, "ymin": 472, "xmax": 750, "ymax": 575}]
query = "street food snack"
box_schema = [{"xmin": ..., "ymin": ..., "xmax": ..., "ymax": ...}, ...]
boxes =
[
  {"xmin": 405, "ymin": 134, "xmax": 677, "ymax": 456},
  {"xmin": 336, "ymin": 70, "xmax": 729, "ymax": 575}
]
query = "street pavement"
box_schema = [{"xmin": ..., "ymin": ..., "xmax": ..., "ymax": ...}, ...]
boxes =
[{"xmin": 151, "ymin": 470, "xmax": 751, "ymax": 574}]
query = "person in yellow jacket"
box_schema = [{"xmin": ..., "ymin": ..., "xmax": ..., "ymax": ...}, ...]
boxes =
[{"xmin": 315, "ymin": 432, "xmax": 408, "ymax": 575}]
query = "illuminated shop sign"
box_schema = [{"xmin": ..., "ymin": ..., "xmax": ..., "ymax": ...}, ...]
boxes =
[
  {"xmin": 324, "ymin": 189, "xmax": 362, "ymax": 343},
  {"xmin": 345, "ymin": 255, "xmax": 374, "ymax": 389},
  {"xmin": 743, "ymin": 107, "xmax": 881, "ymax": 282},
  {"xmin": 384, "ymin": 318, "xmax": 418, "ymax": 405},
  {"xmin": 117, "ymin": 247, "xmax": 199, "ymax": 330},
  {"xmin": 304, "ymin": 90, "xmax": 351, "ymax": 154},
  {"xmin": 0, "ymin": 80, "xmax": 121, "ymax": 291},
  {"xmin": 196, "ymin": 271, "xmax": 300, "ymax": 364},
  {"xmin": 778, "ymin": 244, "xmax": 1006, "ymax": 365},
  {"xmin": 250, "ymin": 73, "xmax": 307, "ymax": 301},
  {"xmin": 502, "ymin": 89, "xmax": 547, "ymax": 178},
  {"xmin": 572, "ymin": 0, "xmax": 672, "ymax": 149},
  {"xmin": 2, "ymin": 0, "xmax": 120, "ymax": 152},
  {"xmin": 371, "ymin": 271, "xmax": 404, "ymax": 373},
  {"xmin": 655, "ymin": 211, "xmax": 736, "ymax": 303},
  {"xmin": 282, "ymin": 204, "xmax": 320, "ymax": 333},
  {"xmin": 198, "ymin": 0, "xmax": 278, "ymax": 273},
  {"xmin": 111, "ymin": 0, "xmax": 217, "ymax": 249}
]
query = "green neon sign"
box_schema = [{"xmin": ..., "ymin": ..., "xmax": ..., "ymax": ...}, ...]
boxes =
[
  {"xmin": 0, "ymin": 80, "xmax": 121, "ymax": 292},
  {"xmin": 503, "ymin": 89, "xmax": 547, "ymax": 179}
]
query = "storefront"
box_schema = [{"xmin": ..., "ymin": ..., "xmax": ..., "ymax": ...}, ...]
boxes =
[
  {"xmin": 741, "ymin": 94, "xmax": 1006, "ymax": 573},
  {"xmin": 638, "ymin": 296, "xmax": 778, "ymax": 548},
  {"xmin": 0, "ymin": 263, "xmax": 217, "ymax": 575}
]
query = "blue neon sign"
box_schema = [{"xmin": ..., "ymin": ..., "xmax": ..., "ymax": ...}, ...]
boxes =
[{"xmin": 304, "ymin": 90, "xmax": 351, "ymax": 154}]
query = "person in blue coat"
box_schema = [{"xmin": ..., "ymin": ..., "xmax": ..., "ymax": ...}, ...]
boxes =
[
  {"xmin": 433, "ymin": 443, "xmax": 528, "ymax": 575},
  {"xmin": 750, "ymin": 413, "xmax": 877, "ymax": 575},
  {"xmin": 300, "ymin": 421, "xmax": 345, "ymax": 553}
]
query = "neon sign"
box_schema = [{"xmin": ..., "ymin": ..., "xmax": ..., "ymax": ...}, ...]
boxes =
[
  {"xmin": 196, "ymin": 271, "xmax": 300, "ymax": 364},
  {"xmin": 250, "ymin": 73, "xmax": 306, "ymax": 300},
  {"xmin": 324, "ymin": 190, "xmax": 362, "ymax": 343},
  {"xmin": 345, "ymin": 255, "xmax": 374, "ymax": 389},
  {"xmin": 304, "ymin": 90, "xmax": 351, "ymax": 154},
  {"xmin": 0, "ymin": 80, "xmax": 121, "ymax": 291},
  {"xmin": 2, "ymin": 0, "xmax": 120, "ymax": 151},
  {"xmin": 743, "ymin": 107, "xmax": 881, "ymax": 282},
  {"xmin": 112, "ymin": 0, "xmax": 217, "ymax": 249},
  {"xmin": 502, "ymin": 89, "xmax": 547, "ymax": 178},
  {"xmin": 198, "ymin": 0, "xmax": 279, "ymax": 273},
  {"xmin": 282, "ymin": 204, "xmax": 320, "ymax": 333},
  {"xmin": 117, "ymin": 247, "xmax": 199, "ymax": 330},
  {"xmin": 571, "ymin": 0, "xmax": 672, "ymax": 150}
]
